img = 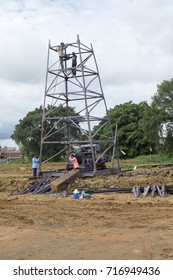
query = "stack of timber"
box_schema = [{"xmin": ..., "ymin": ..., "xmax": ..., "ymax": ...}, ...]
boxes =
[
  {"xmin": 11, "ymin": 177, "xmax": 51, "ymax": 195},
  {"xmin": 9, "ymin": 178, "xmax": 51, "ymax": 196},
  {"xmin": 78, "ymin": 185, "xmax": 173, "ymax": 195}
]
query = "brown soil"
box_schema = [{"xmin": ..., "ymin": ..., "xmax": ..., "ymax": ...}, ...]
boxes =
[{"xmin": 1, "ymin": 162, "xmax": 173, "ymax": 260}]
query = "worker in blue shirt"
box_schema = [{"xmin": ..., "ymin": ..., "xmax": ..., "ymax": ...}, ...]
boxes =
[{"xmin": 32, "ymin": 154, "xmax": 39, "ymax": 177}]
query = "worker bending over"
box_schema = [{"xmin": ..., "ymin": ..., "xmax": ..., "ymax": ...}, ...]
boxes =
[{"xmin": 69, "ymin": 154, "xmax": 79, "ymax": 169}]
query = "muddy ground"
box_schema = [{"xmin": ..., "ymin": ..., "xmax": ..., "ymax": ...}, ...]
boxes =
[{"xmin": 1, "ymin": 161, "xmax": 173, "ymax": 260}]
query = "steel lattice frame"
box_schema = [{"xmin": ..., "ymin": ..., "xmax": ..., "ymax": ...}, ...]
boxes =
[{"xmin": 39, "ymin": 35, "xmax": 118, "ymax": 174}]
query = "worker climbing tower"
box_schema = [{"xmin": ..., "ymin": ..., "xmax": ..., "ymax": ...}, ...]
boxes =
[{"xmin": 40, "ymin": 35, "xmax": 119, "ymax": 175}]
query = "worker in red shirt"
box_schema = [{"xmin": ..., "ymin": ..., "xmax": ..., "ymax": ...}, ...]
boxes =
[{"xmin": 69, "ymin": 154, "xmax": 79, "ymax": 169}]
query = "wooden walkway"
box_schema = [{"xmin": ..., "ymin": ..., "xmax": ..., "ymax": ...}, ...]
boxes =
[{"xmin": 50, "ymin": 169, "xmax": 80, "ymax": 192}]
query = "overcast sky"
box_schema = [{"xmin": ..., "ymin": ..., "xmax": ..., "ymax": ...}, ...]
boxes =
[{"xmin": 0, "ymin": 0, "xmax": 173, "ymax": 147}]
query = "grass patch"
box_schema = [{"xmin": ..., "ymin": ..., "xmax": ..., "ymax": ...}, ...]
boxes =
[
  {"xmin": 117, "ymin": 154, "xmax": 173, "ymax": 169},
  {"xmin": 133, "ymin": 154, "xmax": 173, "ymax": 164}
]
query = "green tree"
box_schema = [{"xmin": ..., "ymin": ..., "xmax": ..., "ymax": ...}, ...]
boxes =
[
  {"xmin": 93, "ymin": 101, "xmax": 154, "ymax": 158},
  {"xmin": 151, "ymin": 78, "xmax": 173, "ymax": 154},
  {"xmin": 152, "ymin": 78, "xmax": 173, "ymax": 120},
  {"xmin": 140, "ymin": 103, "xmax": 167, "ymax": 153},
  {"xmin": 11, "ymin": 105, "xmax": 80, "ymax": 160},
  {"xmin": 11, "ymin": 106, "xmax": 42, "ymax": 158}
]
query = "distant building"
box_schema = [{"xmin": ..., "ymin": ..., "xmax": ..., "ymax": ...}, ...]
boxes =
[{"xmin": 0, "ymin": 146, "xmax": 23, "ymax": 161}]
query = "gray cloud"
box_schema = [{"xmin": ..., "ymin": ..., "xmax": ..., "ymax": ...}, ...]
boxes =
[{"xmin": 0, "ymin": 0, "xmax": 173, "ymax": 145}]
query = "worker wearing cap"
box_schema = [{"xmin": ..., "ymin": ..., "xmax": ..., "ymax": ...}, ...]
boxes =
[{"xmin": 69, "ymin": 154, "xmax": 79, "ymax": 169}]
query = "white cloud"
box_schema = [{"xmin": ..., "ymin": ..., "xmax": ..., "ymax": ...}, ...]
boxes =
[{"xmin": 0, "ymin": 0, "xmax": 173, "ymax": 146}]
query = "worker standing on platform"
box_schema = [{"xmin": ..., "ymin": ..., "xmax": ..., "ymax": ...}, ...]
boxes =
[
  {"xmin": 71, "ymin": 52, "xmax": 77, "ymax": 75},
  {"xmin": 57, "ymin": 42, "xmax": 70, "ymax": 69},
  {"xmin": 32, "ymin": 154, "xmax": 39, "ymax": 177},
  {"xmin": 69, "ymin": 154, "xmax": 79, "ymax": 169}
]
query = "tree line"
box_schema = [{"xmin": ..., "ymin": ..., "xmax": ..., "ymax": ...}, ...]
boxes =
[{"xmin": 11, "ymin": 78, "xmax": 173, "ymax": 160}]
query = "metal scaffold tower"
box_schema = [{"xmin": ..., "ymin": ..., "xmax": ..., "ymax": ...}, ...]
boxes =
[{"xmin": 39, "ymin": 35, "xmax": 119, "ymax": 175}]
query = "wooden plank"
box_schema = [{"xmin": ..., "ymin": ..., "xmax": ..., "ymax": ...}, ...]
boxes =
[{"xmin": 50, "ymin": 169, "xmax": 80, "ymax": 192}]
